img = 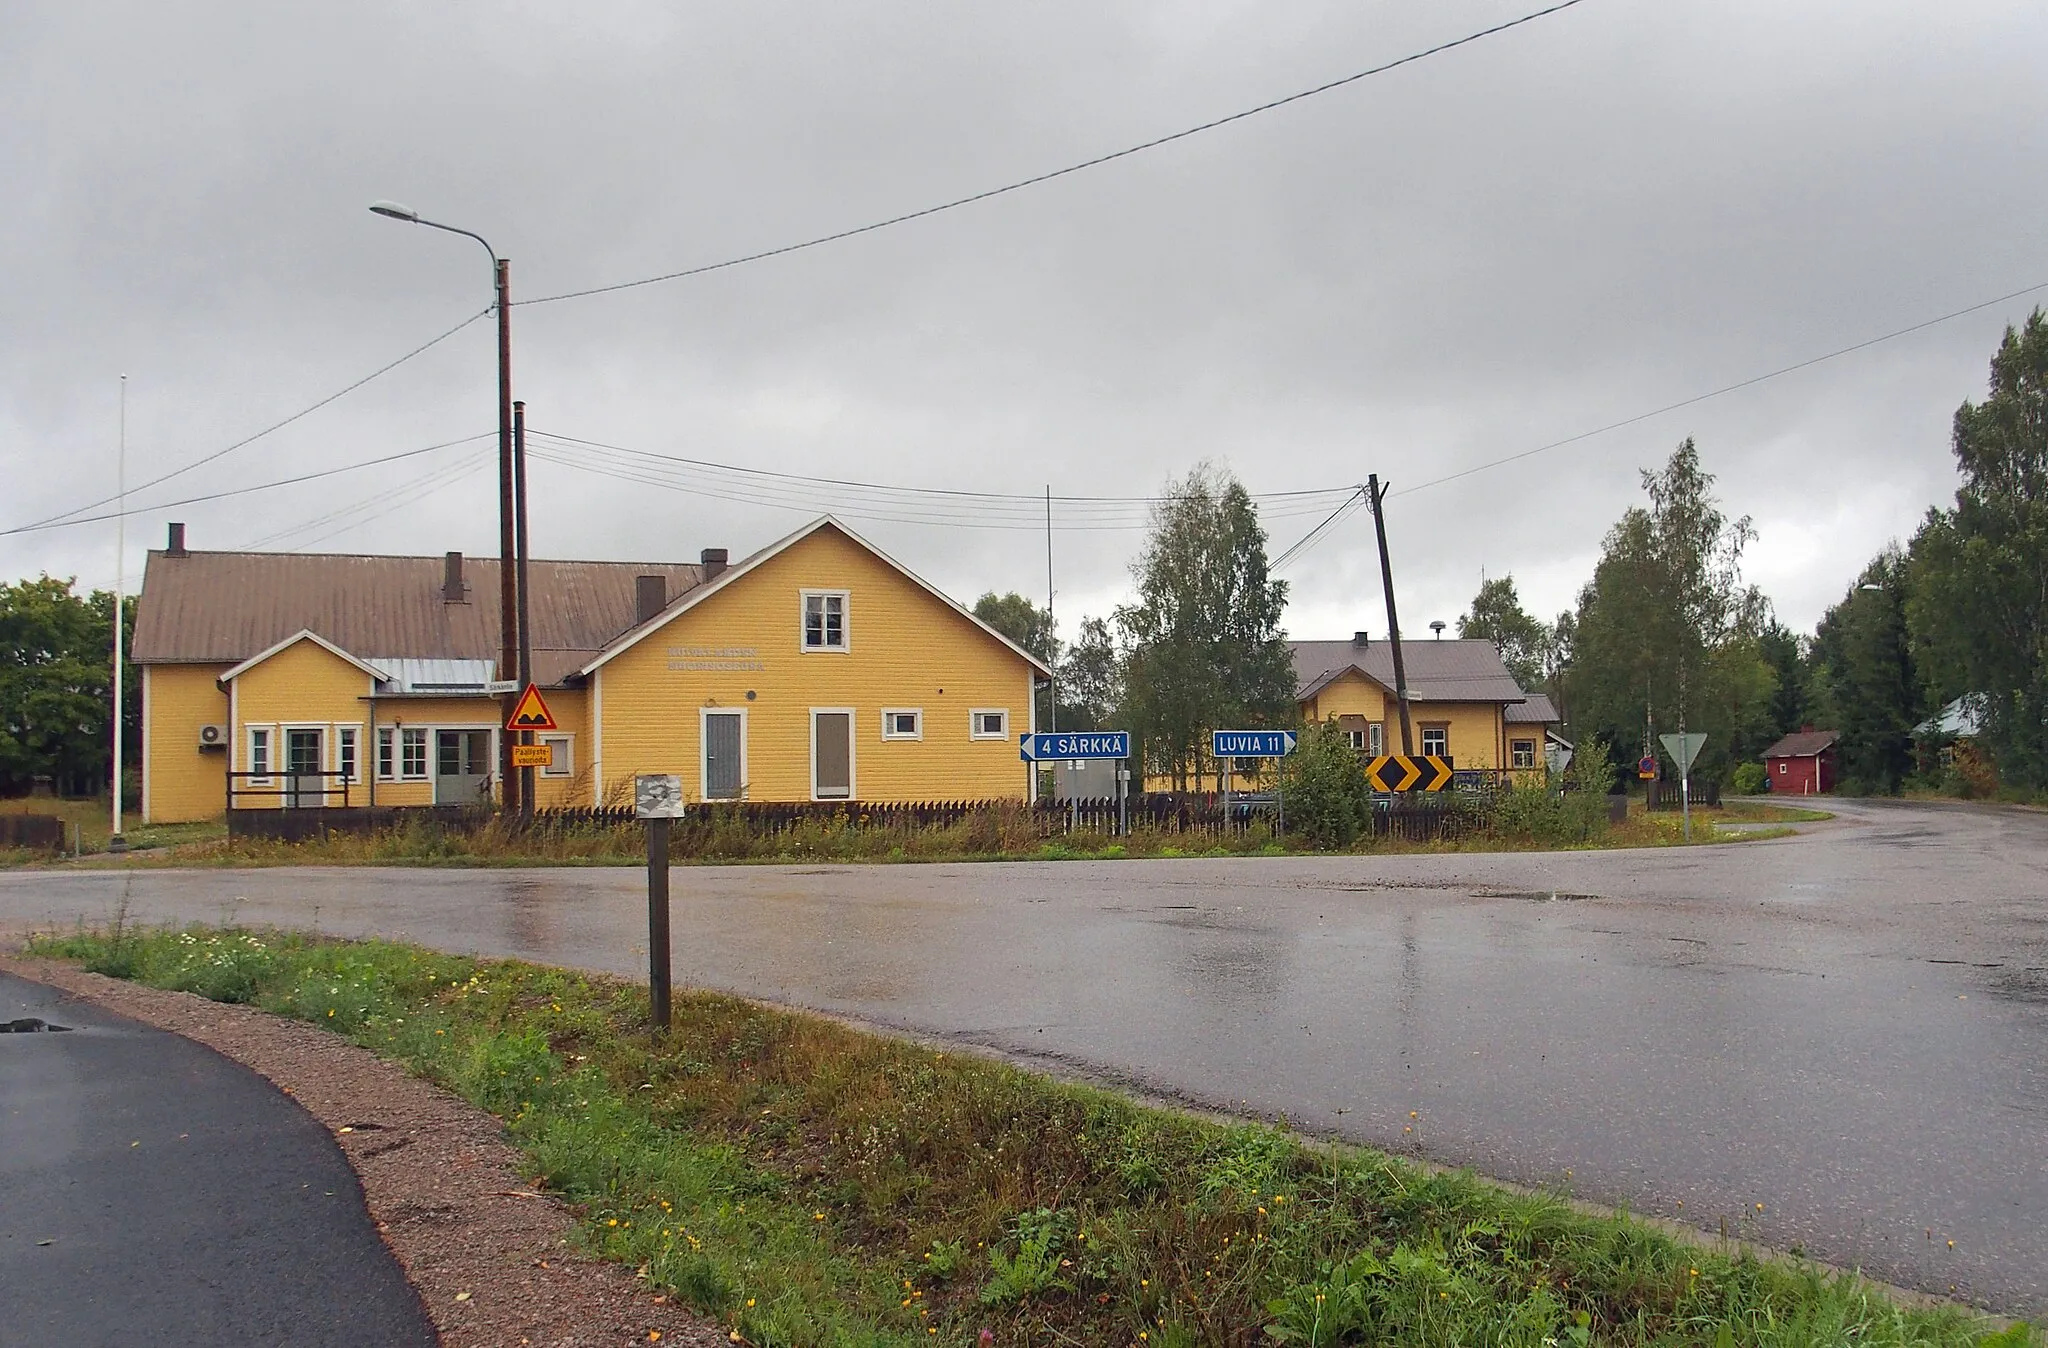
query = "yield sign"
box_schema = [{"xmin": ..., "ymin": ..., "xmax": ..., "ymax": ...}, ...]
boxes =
[
  {"xmin": 506, "ymin": 683, "xmax": 559, "ymax": 732},
  {"xmin": 1659, "ymin": 732, "xmax": 1708, "ymax": 775}
]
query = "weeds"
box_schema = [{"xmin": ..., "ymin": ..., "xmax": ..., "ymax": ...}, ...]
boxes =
[{"xmin": 28, "ymin": 924, "xmax": 2029, "ymax": 1348}]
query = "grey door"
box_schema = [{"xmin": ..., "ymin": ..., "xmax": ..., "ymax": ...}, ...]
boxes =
[
  {"xmin": 704, "ymin": 712, "xmax": 743, "ymax": 801},
  {"xmin": 813, "ymin": 712, "xmax": 852, "ymax": 800},
  {"xmin": 435, "ymin": 730, "xmax": 492, "ymax": 805},
  {"xmin": 285, "ymin": 728, "xmax": 324, "ymax": 807}
]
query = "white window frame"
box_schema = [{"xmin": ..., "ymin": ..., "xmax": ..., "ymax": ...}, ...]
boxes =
[
  {"xmin": 810, "ymin": 707, "xmax": 857, "ymax": 802},
  {"xmin": 970, "ymin": 708, "xmax": 1009, "ymax": 741},
  {"xmin": 1421, "ymin": 724, "xmax": 1449, "ymax": 758},
  {"xmin": 880, "ymin": 708, "xmax": 923, "ymax": 741},
  {"xmin": 399, "ymin": 726, "xmax": 430, "ymax": 781},
  {"xmin": 334, "ymin": 724, "xmax": 363, "ymax": 784},
  {"xmin": 799, "ymin": 589, "xmax": 850, "ymax": 653},
  {"xmin": 1345, "ymin": 729, "xmax": 1365, "ymax": 751},
  {"xmin": 699, "ymin": 706, "xmax": 749, "ymax": 803},
  {"xmin": 246, "ymin": 725, "xmax": 274, "ymax": 783},
  {"xmin": 376, "ymin": 726, "xmax": 396, "ymax": 781},
  {"xmin": 1369, "ymin": 722, "xmax": 1385, "ymax": 756},
  {"xmin": 539, "ymin": 733, "xmax": 574, "ymax": 778}
]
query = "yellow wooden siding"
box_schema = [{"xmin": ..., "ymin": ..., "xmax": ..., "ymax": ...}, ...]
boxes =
[
  {"xmin": 595, "ymin": 526, "xmax": 1035, "ymax": 803},
  {"xmin": 227, "ymin": 640, "xmax": 376, "ymax": 810},
  {"xmin": 142, "ymin": 663, "xmax": 231, "ymax": 822},
  {"xmin": 363, "ymin": 694, "xmax": 517, "ymax": 808}
]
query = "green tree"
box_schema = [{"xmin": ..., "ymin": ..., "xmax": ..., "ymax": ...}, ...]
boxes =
[
  {"xmin": 1757, "ymin": 619, "xmax": 1807, "ymax": 739},
  {"xmin": 1278, "ymin": 719, "xmax": 1371, "ymax": 848},
  {"xmin": 1117, "ymin": 464, "xmax": 1296, "ymax": 789},
  {"xmin": 1809, "ymin": 551, "xmax": 1922, "ymax": 792},
  {"xmin": 1906, "ymin": 311, "xmax": 2048, "ymax": 789},
  {"xmin": 0, "ymin": 577, "xmax": 136, "ymax": 796},
  {"xmin": 1055, "ymin": 616, "xmax": 1121, "ymax": 731},
  {"xmin": 1457, "ymin": 574, "xmax": 1549, "ymax": 689},
  {"xmin": 1566, "ymin": 439, "xmax": 1765, "ymax": 784}
]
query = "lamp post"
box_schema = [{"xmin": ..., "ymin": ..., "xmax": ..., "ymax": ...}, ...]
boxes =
[{"xmin": 369, "ymin": 201, "xmax": 521, "ymax": 817}]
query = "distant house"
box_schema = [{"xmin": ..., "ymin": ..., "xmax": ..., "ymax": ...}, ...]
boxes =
[{"xmin": 1761, "ymin": 728, "xmax": 1839, "ymax": 795}]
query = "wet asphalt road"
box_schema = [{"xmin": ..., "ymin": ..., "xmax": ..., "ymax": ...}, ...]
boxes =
[
  {"xmin": 0, "ymin": 972, "xmax": 435, "ymax": 1347},
  {"xmin": 2, "ymin": 798, "xmax": 2043, "ymax": 1316}
]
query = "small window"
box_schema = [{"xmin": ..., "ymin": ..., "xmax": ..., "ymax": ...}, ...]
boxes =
[
  {"xmin": 1421, "ymin": 725, "xmax": 1448, "ymax": 757},
  {"xmin": 540, "ymin": 734, "xmax": 573, "ymax": 777},
  {"xmin": 1511, "ymin": 738, "xmax": 1537, "ymax": 770},
  {"xmin": 971, "ymin": 709, "xmax": 1009, "ymax": 740},
  {"xmin": 881, "ymin": 709, "xmax": 922, "ymax": 741},
  {"xmin": 337, "ymin": 726, "xmax": 360, "ymax": 783},
  {"xmin": 801, "ymin": 590, "xmax": 848, "ymax": 651},
  {"xmin": 376, "ymin": 727, "xmax": 396, "ymax": 781},
  {"xmin": 400, "ymin": 727, "xmax": 429, "ymax": 780},
  {"xmin": 1369, "ymin": 722, "xmax": 1385, "ymax": 756},
  {"xmin": 1778, "ymin": 761, "xmax": 1788, "ymax": 774},
  {"xmin": 248, "ymin": 727, "xmax": 272, "ymax": 782},
  {"xmin": 1345, "ymin": 729, "xmax": 1365, "ymax": 751}
]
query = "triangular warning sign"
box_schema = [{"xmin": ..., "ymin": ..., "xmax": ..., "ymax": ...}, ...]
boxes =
[{"xmin": 505, "ymin": 683, "xmax": 559, "ymax": 732}]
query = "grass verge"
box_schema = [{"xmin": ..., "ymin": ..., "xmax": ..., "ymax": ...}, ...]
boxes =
[{"xmin": 25, "ymin": 924, "xmax": 2031, "ymax": 1348}]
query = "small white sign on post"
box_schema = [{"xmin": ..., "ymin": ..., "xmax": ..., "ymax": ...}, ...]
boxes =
[{"xmin": 634, "ymin": 774, "xmax": 685, "ymax": 819}]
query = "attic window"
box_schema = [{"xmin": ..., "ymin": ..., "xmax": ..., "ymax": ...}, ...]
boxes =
[{"xmin": 802, "ymin": 591, "xmax": 848, "ymax": 651}]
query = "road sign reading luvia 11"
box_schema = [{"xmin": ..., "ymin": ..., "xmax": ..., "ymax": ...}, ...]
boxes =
[
  {"xmin": 1020, "ymin": 731, "xmax": 1130, "ymax": 761},
  {"xmin": 1211, "ymin": 730, "xmax": 1297, "ymax": 758}
]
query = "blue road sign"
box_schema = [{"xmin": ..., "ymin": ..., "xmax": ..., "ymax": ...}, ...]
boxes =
[
  {"xmin": 1211, "ymin": 729, "xmax": 1298, "ymax": 758},
  {"xmin": 1020, "ymin": 730, "xmax": 1131, "ymax": 761}
]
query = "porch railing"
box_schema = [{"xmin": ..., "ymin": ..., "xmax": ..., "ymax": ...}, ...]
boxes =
[{"xmin": 226, "ymin": 770, "xmax": 351, "ymax": 810}]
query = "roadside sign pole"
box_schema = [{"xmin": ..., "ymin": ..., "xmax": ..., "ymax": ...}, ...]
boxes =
[
  {"xmin": 1679, "ymin": 717, "xmax": 1691, "ymax": 842},
  {"xmin": 646, "ymin": 816, "xmax": 671, "ymax": 1031}
]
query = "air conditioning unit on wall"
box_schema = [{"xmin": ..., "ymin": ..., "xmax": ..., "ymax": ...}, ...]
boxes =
[{"xmin": 198, "ymin": 724, "xmax": 226, "ymax": 750}]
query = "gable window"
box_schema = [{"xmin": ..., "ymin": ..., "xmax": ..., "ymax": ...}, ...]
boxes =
[
  {"xmin": 1420, "ymin": 724, "xmax": 1449, "ymax": 758},
  {"xmin": 337, "ymin": 726, "xmax": 360, "ymax": 784},
  {"xmin": 377, "ymin": 727, "xmax": 396, "ymax": 781},
  {"xmin": 801, "ymin": 590, "xmax": 848, "ymax": 651},
  {"xmin": 247, "ymin": 727, "xmax": 272, "ymax": 782},
  {"xmin": 400, "ymin": 727, "xmax": 429, "ymax": 780},
  {"xmin": 1510, "ymin": 738, "xmax": 1537, "ymax": 770},
  {"xmin": 540, "ymin": 734, "xmax": 573, "ymax": 778},
  {"xmin": 881, "ymin": 709, "xmax": 922, "ymax": 741},
  {"xmin": 971, "ymin": 709, "xmax": 1009, "ymax": 740}
]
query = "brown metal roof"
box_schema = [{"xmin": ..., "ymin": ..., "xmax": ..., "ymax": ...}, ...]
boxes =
[
  {"xmin": 1504, "ymin": 692, "xmax": 1560, "ymax": 724},
  {"xmin": 1763, "ymin": 730, "xmax": 1839, "ymax": 759},
  {"xmin": 132, "ymin": 549, "xmax": 705, "ymax": 685},
  {"xmin": 1290, "ymin": 638, "xmax": 1527, "ymax": 705}
]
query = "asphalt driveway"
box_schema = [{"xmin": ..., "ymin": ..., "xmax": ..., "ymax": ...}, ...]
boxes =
[{"xmin": 2, "ymin": 798, "xmax": 2043, "ymax": 1316}]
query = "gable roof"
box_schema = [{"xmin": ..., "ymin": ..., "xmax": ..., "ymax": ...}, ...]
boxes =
[
  {"xmin": 218, "ymin": 629, "xmax": 389, "ymax": 684},
  {"xmin": 1505, "ymin": 691, "xmax": 1560, "ymax": 724},
  {"xmin": 133, "ymin": 548, "xmax": 706, "ymax": 686},
  {"xmin": 1762, "ymin": 729, "xmax": 1839, "ymax": 759},
  {"xmin": 580, "ymin": 516, "xmax": 1054, "ymax": 678},
  {"xmin": 1289, "ymin": 638, "xmax": 1527, "ymax": 705}
]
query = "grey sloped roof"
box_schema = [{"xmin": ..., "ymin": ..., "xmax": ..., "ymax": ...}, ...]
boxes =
[
  {"xmin": 1505, "ymin": 692, "xmax": 1560, "ymax": 724},
  {"xmin": 1290, "ymin": 638, "xmax": 1527, "ymax": 705},
  {"xmin": 133, "ymin": 548, "xmax": 706, "ymax": 687},
  {"xmin": 1763, "ymin": 730, "xmax": 1839, "ymax": 758}
]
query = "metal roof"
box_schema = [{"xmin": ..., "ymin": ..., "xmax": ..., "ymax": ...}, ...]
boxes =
[
  {"xmin": 132, "ymin": 549, "xmax": 706, "ymax": 686},
  {"xmin": 1290, "ymin": 638, "xmax": 1527, "ymax": 705},
  {"xmin": 371, "ymin": 658, "xmax": 498, "ymax": 694},
  {"xmin": 1504, "ymin": 692, "xmax": 1560, "ymax": 724},
  {"xmin": 1762, "ymin": 730, "xmax": 1840, "ymax": 759}
]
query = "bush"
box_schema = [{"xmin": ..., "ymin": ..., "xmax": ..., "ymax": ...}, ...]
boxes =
[
  {"xmin": 1731, "ymin": 761, "xmax": 1767, "ymax": 795},
  {"xmin": 1493, "ymin": 736, "xmax": 1618, "ymax": 845},
  {"xmin": 1278, "ymin": 721, "xmax": 1370, "ymax": 848}
]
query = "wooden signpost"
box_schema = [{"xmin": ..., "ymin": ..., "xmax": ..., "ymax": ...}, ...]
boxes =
[{"xmin": 634, "ymin": 774, "xmax": 684, "ymax": 1031}]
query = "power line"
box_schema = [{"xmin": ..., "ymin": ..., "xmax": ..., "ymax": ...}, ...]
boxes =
[
  {"xmin": 238, "ymin": 448, "xmax": 495, "ymax": 551},
  {"xmin": 9, "ymin": 307, "xmax": 491, "ymax": 534},
  {"xmin": 0, "ymin": 433, "xmax": 492, "ymax": 536},
  {"xmin": 1393, "ymin": 277, "xmax": 2048, "ymax": 499},
  {"xmin": 1271, "ymin": 485, "xmax": 1369, "ymax": 571},
  {"xmin": 519, "ymin": 1, "xmax": 1592, "ymax": 307}
]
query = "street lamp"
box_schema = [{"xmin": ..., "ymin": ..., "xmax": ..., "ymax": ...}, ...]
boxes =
[{"xmin": 369, "ymin": 200, "xmax": 526, "ymax": 819}]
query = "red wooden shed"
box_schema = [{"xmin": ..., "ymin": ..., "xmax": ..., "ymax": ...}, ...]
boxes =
[{"xmin": 1762, "ymin": 728, "xmax": 1839, "ymax": 795}]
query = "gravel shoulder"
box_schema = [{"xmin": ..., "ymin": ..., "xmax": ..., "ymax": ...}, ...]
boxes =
[{"xmin": 0, "ymin": 951, "xmax": 726, "ymax": 1348}]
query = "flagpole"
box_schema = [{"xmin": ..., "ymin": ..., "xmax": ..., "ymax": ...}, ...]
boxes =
[{"xmin": 110, "ymin": 375, "xmax": 128, "ymax": 853}]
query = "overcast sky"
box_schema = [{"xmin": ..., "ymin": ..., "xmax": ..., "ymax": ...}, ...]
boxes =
[{"xmin": 7, "ymin": 0, "xmax": 2047, "ymax": 647}]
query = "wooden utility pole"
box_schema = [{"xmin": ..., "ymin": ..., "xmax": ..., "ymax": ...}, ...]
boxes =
[{"xmin": 1368, "ymin": 474, "xmax": 1414, "ymax": 755}]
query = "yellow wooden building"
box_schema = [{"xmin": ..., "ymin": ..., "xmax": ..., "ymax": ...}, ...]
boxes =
[{"xmin": 131, "ymin": 517, "xmax": 1050, "ymax": 822}]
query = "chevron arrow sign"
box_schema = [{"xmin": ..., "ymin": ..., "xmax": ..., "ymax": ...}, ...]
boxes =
[{"xmin": 1364, "ymin": 755, "xmax": 1454, "ymax": 791}]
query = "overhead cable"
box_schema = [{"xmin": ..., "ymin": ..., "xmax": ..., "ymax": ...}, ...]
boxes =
[{"xmin": 519, "ymin": 0, "xmax": 1592, "ymax": 307}]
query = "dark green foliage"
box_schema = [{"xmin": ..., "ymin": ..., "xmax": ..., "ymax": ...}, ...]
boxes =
[
  {"xmin": 1117, "ymin": 464, "xmax": 1296, "ymax": 789},
  {"xmin": 973, "ymin": 592, "xmax": 1060, "ymax": 727},
  {"xmin": 1055, "ymin": 616, "xmax": 1121, "ymax": 731},
  {"xmin": 1277, "ymin": 720, "xmax": 1370, "ymax": 847},
  {"xmin": 1809, "ymin": 551, "xmax": 1923, "ymax": 793},
  {"xmin": 1491, "ymin": 735, "xmax": 1619, "ymax": 844},
  {"xmin": 1458, "ymin": 574, "xmax": 1552, "ymax": 690},
  {"xmin": 0, "ymin": 578, "xmax": 137, "ymax": 795}
]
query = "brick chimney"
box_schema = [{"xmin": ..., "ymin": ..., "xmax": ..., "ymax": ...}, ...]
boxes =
[
  {"xmin": 442, "ymin": 551, "xmax": 467, "ymax": 603},
  {"xmin": 636, "ymin": 575, "xmax": 667, "ymax": 624},
  {"xmin": 165, "ymin": 522, "xmax": 188, "ymax": 558},
  {"xmin": 1352, "ymin": 630, "xmax": 1371, "ymax": 647},
  {"xmin": 700, "ymin": 548, "xmax": 729, "ymax": 580}
]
